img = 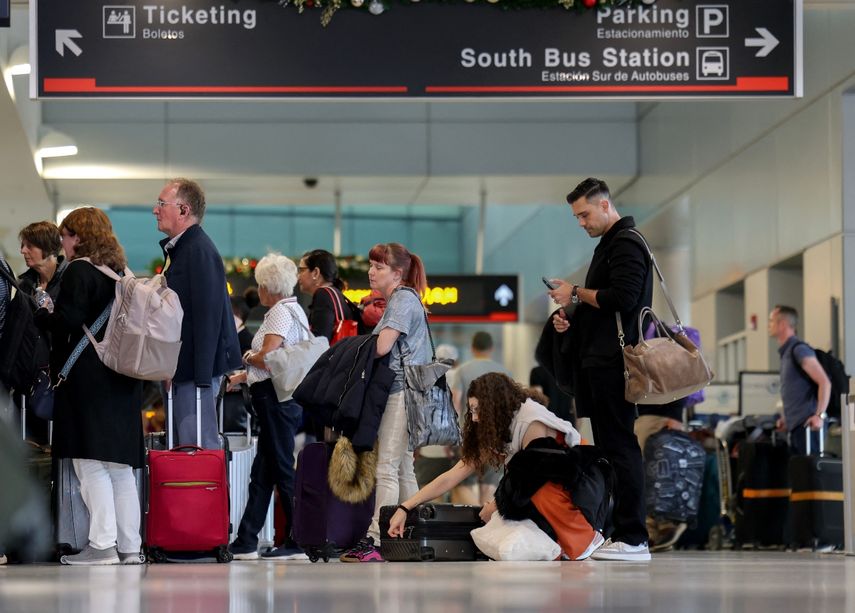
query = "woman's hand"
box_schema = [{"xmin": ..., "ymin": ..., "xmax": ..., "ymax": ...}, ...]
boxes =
[
  {"xmin": 387, "ymin": 508, "xmax": 409, "ymax": 538},
  {"xmin": 227, "ymin": 370, "xmax": 247, "ymax": 391},
  {"xmin": 479, "ymin": 500, "xmax": 497, "ymax": 523}
]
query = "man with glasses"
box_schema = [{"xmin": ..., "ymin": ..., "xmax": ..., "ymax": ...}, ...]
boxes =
[
  {"xmin": 153, "ymin": 178, "xmax": 241, "ymax": 449},
  {"xmin": 547, "ymin": 177, "xmax": 653, "ymax": 562}
]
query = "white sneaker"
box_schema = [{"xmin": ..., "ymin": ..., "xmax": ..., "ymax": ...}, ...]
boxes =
[
  {"xmin": 575, "ymin": 532, "xmax": 606, "ymax": 561},
  {"xmin": 591, "ymin": 539, "xmax": 651, "ymax": 562}
]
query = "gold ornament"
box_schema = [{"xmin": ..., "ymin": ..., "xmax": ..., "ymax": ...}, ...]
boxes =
[{"xmin": 351, "ymin": 0, "xmax": 363, "ymax": 6}]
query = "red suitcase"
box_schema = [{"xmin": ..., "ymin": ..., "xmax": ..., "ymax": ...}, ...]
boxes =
[{"xmin": 145, "ymin": 387, "xmax": 232, "ymax": 563}]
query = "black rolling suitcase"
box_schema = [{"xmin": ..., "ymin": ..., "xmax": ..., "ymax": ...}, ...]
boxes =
[
  {"xmin": 734, "ymin": 435, "xmax": 790, "ymax": 548},
  {"xmin": 787, "ymin": 426, "xmax": 843, "ymax": 550},
  {"xmin": 379, "ymin": 503, "xmax": 483, "ymax": 561}
]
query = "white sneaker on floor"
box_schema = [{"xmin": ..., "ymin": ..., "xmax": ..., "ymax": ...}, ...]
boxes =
[
  {"xmin": 576, "ymin": 532, "xmax": 606, "ymax": 561},
  {"xmin": 591, "ymin": 539, "xmax": 651, "ymax": 562},
  {"xmin": 60, "ymin": 545, "xmax": 120, "ymax": 566}
]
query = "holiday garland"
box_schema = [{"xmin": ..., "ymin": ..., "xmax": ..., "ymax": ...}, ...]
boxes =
[
  {"xmin": 269, "ymin": 0, "xmax": 655, "ymax": 27},
  {"xmin": 149, "ymin": 254, "xmax": 370, "ymax": 282}
]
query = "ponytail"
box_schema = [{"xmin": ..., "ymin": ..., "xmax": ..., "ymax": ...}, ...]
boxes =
[{"xmin": 404, "ymin": 253, "xmax": 427, "ymax": 295}]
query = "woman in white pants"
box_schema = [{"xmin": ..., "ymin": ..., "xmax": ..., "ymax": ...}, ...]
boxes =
[
  {"xmin": 37, "ymin": 207, "xmax": 144, "ymax": 565},
  {"xmin": 340, "ymin": 243, "xmax": 431, "ymax": 563}
]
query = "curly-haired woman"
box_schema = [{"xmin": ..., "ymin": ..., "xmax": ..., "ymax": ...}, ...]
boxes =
[{"xmin": 387, "ymin": 372, "xmax": 604, "ymax": 561}]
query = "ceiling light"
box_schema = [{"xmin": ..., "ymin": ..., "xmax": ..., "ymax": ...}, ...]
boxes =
[{"xmin": 34, "ymin": 129, "xmax": 79, "ymax": 175}]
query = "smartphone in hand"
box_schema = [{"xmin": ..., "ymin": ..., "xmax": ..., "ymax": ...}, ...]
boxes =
[{"xmin": 541, "ymin": 276, "xmax": 558, "ymax": 290}]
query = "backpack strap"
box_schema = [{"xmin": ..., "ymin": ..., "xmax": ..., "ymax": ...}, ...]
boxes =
[
  {"xmin": 790, "ymin": 341, "xmax": 812, "ymax": 380},
  {"xmin": 57, "ymin": 301, "xmax": 112, "ymax": 386}
]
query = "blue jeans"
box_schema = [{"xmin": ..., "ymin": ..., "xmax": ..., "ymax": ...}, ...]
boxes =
[
  {"xmin": 164, "ymin": 378, "xmax": 222, "ymax": 450},
  {"xmin": 234, "ymin": 379, "xmax": 302, "ymax": 549}
]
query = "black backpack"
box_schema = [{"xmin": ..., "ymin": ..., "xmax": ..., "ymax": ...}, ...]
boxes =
[
  {"xmin": 0, "ymin": 265, "xmax": 49, "ymax": 394},
  {"xmin": 792, "ymin": 342, "xmax": 849, "ymax": 419}
]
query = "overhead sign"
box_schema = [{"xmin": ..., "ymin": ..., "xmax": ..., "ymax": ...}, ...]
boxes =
[
  {"xmin": 344, "ymin": 275, "xmax": 519, "ymax": 323},
  {"xmin": 1, "ymin": 0, "xmax": 9, "ymax": 28},
  {"xmin": 31, "ymin": 0, "xmax": 801, "ymax": 99}
]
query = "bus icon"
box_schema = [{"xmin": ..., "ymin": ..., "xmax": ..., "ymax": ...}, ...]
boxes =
[{"xmin": 697, "ymin": 48, "xmax": 729, "ymax": 80}]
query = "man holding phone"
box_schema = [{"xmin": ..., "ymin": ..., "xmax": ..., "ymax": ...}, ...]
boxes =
[{"xmin": 547, "ymin": 177, "xmax": 653, "ymax": 562}]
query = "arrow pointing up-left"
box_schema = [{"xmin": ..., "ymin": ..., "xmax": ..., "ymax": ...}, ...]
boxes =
[{"xmin": 56, "ymin": 30, "xmax": 83, "ymax": 57}]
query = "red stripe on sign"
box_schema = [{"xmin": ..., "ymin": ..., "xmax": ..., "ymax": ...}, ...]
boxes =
[
  {"xmin": 424, "ymin": 76, "xmax": 789, "ymax": 94},
  {"xmin": 43, "ymin": 78, "xmax": 408, "ymax": 94},
  {"xmin": 429, "ymin": 314, "xmax": 518, "ymax": 323}
]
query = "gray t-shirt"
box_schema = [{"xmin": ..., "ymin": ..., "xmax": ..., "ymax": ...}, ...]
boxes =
[
  {"xmin": 778, "ymin": 336, "xmax": 817, "ymax": 430},
  {"xmin": 373, "ymin": 286, "xmax": 432, "ymax": 394}
]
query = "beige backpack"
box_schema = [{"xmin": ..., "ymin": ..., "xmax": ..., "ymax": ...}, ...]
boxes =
[{"xmin": 80, "ymin": 259, "xmax": 183, "ymax": 381}]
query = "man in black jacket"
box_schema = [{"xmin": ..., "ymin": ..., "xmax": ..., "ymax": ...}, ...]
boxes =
[
  {"xmin": 548, "ymin": 177, "xmax": 652, "ymax": 562},
  {"xmin": 154, "ymin": 178, "xmax": 241, "ymax": 449}
]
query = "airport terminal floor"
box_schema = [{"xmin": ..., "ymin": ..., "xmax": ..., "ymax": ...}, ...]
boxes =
[{"xmin": 1, "ymin": 551, "xmax": 852, "ymax": 612}]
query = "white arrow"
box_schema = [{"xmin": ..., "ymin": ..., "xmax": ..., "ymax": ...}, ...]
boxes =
[
  {"xmin": 56, "ymin": 29, "xmax": 83, "ymax": 57},
  {"xmin": 494, "ymin": 284, "xmax": 514, "ymax": 307},
  {"xmin": 745, "ymin": 27, "xmax": 779, "ymax": 58}
]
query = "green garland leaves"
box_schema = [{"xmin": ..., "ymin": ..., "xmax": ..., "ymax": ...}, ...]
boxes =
[{"xmin": 268, "ymin": 0, "xmax": 655, "ymax": 27}]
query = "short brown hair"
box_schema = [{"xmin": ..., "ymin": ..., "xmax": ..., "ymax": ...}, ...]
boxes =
[
  {"xmin": 169, "ymin": 178, "xmax": 206, "ymax": 221},
  {"xmin": 19, "ymin": 221, "xmax": 61, "ymax": 257}
]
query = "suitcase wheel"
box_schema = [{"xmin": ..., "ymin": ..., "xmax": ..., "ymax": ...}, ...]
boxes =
[
  {"xmin": 146, "ymin": 547, "xmax": 167, "ymax": 564},
  {"xmin": 216, "ymin": 546, "xmax": 233, "ymax": 563}
]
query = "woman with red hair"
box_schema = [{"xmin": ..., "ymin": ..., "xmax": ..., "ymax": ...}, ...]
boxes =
[{"xmin": 340, "ymin": 243, "xmax": 430, "ymax": 563}]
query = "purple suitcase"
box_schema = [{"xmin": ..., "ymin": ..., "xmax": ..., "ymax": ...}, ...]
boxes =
[{"xmin": 291, "ymin": 441, "xmax": 374, "ymax": 562}]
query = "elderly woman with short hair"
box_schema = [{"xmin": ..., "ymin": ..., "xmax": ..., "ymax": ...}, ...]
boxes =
[{"xmin": 227, "ymin": 253, "xmax": 309, "ymax": 561}]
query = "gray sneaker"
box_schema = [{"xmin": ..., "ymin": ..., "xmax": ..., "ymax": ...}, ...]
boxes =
[
  {"xmin": 118, "ymin": 551, "xmax": 146, "ymax": 565},
  {"xmin": 60, "ymin": 545, "xmax": 120, "ymax": 566}
]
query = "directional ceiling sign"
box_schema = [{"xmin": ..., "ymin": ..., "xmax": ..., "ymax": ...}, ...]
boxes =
[{"xmin": 31, "ymin": 0, "xmax": 802, "ymax": 99}]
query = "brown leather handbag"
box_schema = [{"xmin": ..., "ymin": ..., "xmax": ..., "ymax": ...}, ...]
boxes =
[{"xmin": 616, "ymin": 230, "xmax": 714, "ymax": 405}]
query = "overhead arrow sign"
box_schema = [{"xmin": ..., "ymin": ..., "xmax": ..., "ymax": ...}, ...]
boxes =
[
  {"xmin": 745, "ymin": 27, "xmax": 779, "ymax": 58},
  {"xmin": 55, "ymin": 29, "xmax": 83, "ymax": 57},
  {"xmin": 494, "ymin": 284, "xmax": 514, "ymax": 307}
]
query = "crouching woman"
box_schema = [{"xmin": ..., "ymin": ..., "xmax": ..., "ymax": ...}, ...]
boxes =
[{"xmin": 387, "ymin": 372, "xmax": 608, "ymax": 560}]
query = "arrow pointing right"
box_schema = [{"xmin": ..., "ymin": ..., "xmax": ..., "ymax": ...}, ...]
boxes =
[
  {"xmin": 745, "ymin": 27, "xmax": 779, "ymax": 58},
  {"xmin": 56, "ymin": 29, "xmax": 83, "ymax": 57}
]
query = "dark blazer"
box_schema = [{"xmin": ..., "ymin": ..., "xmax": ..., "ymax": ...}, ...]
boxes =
[
  {"xmin": 571, "ymin": 217, "xmax": 652, "ymax": 370},
  {"xmin": 294, "ymin": 334, "xmax": 394, "ymax": 452},
  {"xmin": 309, "ymin": 286, "xmax": 357, "ymax": 342},
  {"xmin": 160, "ymin": 224, "xmax": 241, "ymax": 386},
  {"xmin": 40, "ymin": 260, "xmax": 144, "ymax": 468}
]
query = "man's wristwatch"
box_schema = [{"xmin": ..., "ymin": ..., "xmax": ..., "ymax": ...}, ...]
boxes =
[{"xmin": 570, "ymin": 285, "xmax": 580, "ymax": 304}]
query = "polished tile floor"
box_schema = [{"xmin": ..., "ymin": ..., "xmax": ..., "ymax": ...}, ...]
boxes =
[{"xmin": 1, "ymin": 551, "xmax": 853, "ymax": 613}]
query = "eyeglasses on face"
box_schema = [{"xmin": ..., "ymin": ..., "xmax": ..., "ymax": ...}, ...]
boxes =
[{"xmin": 156, "ymin": 199, "xmax": 184, "ymax": 209}]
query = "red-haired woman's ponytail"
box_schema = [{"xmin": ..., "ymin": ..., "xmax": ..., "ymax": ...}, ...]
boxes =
[{"xmin": 405, "ymin": 253, "xmax": 427, "ymax": 295}]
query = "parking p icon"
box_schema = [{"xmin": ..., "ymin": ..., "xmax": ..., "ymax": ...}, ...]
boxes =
[{"xmin": 696, "ymin": 5, "xmax": 729, "ymax": 38}]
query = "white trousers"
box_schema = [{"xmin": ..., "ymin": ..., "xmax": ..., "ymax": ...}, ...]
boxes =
[
  {"xmin": 367, "ymin": 392, "xmax": 419, "ymax": 542},
  {"xmin": 72, "ymin": 459, "xmax": 141, "ymax": 553}
]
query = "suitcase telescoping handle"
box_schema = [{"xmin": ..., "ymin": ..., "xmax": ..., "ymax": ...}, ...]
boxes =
[
  {"xmin": 805, "ymin": 419, "xmax": 825, "ymax": 456},
  {"xmin": 166, "ymin": 385, "xmax": 204, "ymax": 449}
]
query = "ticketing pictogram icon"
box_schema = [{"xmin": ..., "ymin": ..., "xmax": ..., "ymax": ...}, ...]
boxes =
[{"xmin": 103, "ymin": 6, "xmax": 135, "ymax": 38}]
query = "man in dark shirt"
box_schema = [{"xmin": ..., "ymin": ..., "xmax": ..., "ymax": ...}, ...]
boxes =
[
  {"xmin": 548, "ymin": 177, "xmax": 652, "ymax": 562},
  {"xmin": 768, "ymin": 305, "xmax": 830, "ymax": 456}
]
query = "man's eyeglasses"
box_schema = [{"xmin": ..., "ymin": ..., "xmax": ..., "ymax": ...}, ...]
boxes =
[{"xmin": 156, "ymin": 199, "xmax": 184, "ymax": 209}]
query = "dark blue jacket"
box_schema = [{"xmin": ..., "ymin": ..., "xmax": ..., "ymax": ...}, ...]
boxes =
[{"xmin": 160, "ymin": 224, "xmax": 241, "ymax": 386}]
